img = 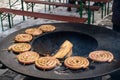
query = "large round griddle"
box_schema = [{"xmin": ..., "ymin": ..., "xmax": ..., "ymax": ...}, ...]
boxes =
[{"xmin": 0, "ymin": 23, "xmax": 120, "ymax": 80}]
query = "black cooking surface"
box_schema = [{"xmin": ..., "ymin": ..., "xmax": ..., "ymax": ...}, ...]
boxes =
[
  {"xmin": 32, "ymin": 31, "xmax": 98, "ymax": 57},
  {"xmin": 0, "ymin": 23, "xmax": 120, "ymax": 80}
]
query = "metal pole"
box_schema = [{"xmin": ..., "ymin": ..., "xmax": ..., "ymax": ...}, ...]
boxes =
[
  {"xmin": 87, "ymin": 0, "xmax": 91, "ymax": 24},
  {"xmin": 79, "ymin": 0, "xmax": 83, "ymax": 18},
  {"xmin": 107, "ymin": 2, "xmax": 110, "ymax": 14},
  {"xmin": 7, "ymin": 14, "xmax": 12, "ymax": 29},
  {"xmin": 101, "ymin": 4, "xmax": 104, "ymax": 18},
  {"xmin": 21, "ymin": 0, "xmax": 25, "ymax": 20},
  {"xmin": 104, "ymin": 3, "xmax": 107, "ymax": 16},
  {"xmin": 0, "ymin": 14, "xmax": 4, "ymax": 31},
  {"xmin": 92, "ymin": 11, "xmax": 94, "ymax": 24}
]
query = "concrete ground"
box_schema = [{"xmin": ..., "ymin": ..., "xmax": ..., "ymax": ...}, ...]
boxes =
[{"xmin": 0, "ymin": 0, "xmax": 113, "ymax": 32}]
